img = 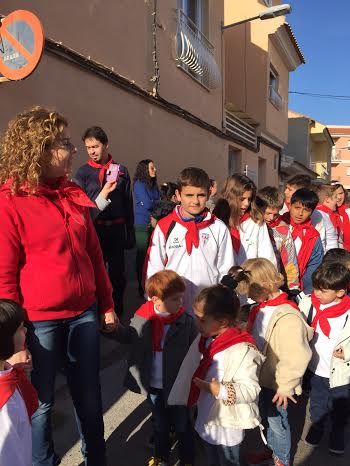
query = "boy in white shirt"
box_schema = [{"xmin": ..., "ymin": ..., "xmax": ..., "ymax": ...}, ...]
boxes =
[
  {"xmin": 312, "ymin": 184, "xmax": 340, "ymax": 251},
  {"xmin": 145, "ymin": 167, "xmax": 234, "ymax": 313},
  {"xmin": 299, "ymin": 263, "xmax": 350, "ymax": 456}
]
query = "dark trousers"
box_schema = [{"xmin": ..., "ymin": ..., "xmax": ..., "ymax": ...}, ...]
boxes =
[
  {"xmin": 148, "ymin": 388, "xmax": 194, "ymax": 464},
  {"xmin": 135, "ymin": 224, "xmax": 152, "ymax": 289},
  {"xmin": 95, "ymin": 223, "xmax": 126, "ymax": 316},
  {"xmin": 307, "ymin": 370, "xmax": 350, "ymax": 437},
  {"xmin": 26, "ymin": 305, "xmax": 105, "ymax": 466},
  {"xmin": 202, "ymin": 439, "xmax": 241, "ymax": 466}
]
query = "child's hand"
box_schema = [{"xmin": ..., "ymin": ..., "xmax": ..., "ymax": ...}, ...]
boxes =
[
  {"xmin": 272, "ymin": 392, "xmax": 297, "ymax": 410},
  {"xmin": 333, "ymin": 347, "xmax": 344, "ymax": 359},
  {"xmin": 193, "ymin": 377, "xmax": 221, "ymax": 397}
]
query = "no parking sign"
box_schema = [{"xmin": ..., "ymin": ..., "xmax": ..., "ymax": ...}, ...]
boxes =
[{"xmin": 0, "ymin": 10, "xmax": 44, "ymax": 80}]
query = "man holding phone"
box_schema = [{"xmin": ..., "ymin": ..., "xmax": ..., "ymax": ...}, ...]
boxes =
[{"xmin": 74, "ymin": 126, "xmax": 135, "ymax": 316}]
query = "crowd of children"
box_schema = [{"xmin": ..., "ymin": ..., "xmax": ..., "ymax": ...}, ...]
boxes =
[{"xmin": 1, "ymin": 168, "xmax": 350, "ymax": 466}]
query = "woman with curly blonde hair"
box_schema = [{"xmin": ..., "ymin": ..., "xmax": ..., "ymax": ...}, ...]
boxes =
[
  {"xmin": 213, "ymin": 174, "xmax": 276, "ymax": 267},
  {"xmin": 0, "ymin": 107, "xmax": 117, "ymax": 466}
]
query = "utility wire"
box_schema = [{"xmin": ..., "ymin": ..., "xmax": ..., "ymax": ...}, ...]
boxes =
[{"xmin": 289, "ymin": 91, "xmax": 350, "ymax": 101}]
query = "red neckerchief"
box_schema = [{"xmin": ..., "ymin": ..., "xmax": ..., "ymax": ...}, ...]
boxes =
[
  {"xmin": 37, "ymin": 177, "xmax": 96, "ymax": 226},
  {"xmin": 187, "ymin": 327, "xmax": 255, "ymax": 407},
  {"xmin": 230, "ymin": 213, "xmax": 250, "ymax": 255},
  {"xmin": 0, "ymin": 366, "xmax": 38, "ymax": 421},
  {"xmin": 317, "ymin": 204, "xmax": 342, "ymax": 235},
  {"xmin": 268, "ymin": 215, "xmax": 282, "ymax": 229},
  {"xmin": 247, "ymin": 292, "xmax": 299, "ymax": 332},
  {"xmin": 87, "ymin": 154, "xmax": 119, "ymax": 186},
  {"xmin": 135, "ymin": 300, "xmax": 185, "ymax": 352},
  {"xmin": 311, "ymin": 293, "xmax": 350, "ymax": 337},
  {"xmin": 171, "ymin": 207, "xmax": 215, "ymax": 255},
  {"xmin": 338, "ymin": 204, "xmax": 350, "ymax": 250},
  {"xmin": 283, "ymin": 214, "xmax": 320, "ymax": 282}
]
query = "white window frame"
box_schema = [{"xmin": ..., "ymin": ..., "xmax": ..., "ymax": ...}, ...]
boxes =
[
  {"xmin": 347, "ymin": 167, "xmax": 350, "ymax": 176},
  {"xmin": 179, "ymin": 0, "xmax": 204, "ymax": 31}
]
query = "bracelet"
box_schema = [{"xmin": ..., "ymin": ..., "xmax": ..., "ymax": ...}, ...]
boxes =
[{"xmin": 222, "ymin": 381, "xmax": 236, "ymax": 406}]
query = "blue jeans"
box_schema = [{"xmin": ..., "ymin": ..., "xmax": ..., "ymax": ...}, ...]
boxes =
[
  {"xmin": 148, "ymin": 388, "xmax": 194, "ymax": 464},
  {"xmin": 26, "ymin": 305, "xmax": 105, "ymax": 466},
  {"xmin": 202, "ymin": 439, "xmax": 241, "ymax": 466},
  {"xmin": 260, "ymin": 387, "xmax": 290, "ymax": 466},
  {"xmin": 307, "ymin": 370, "xmax": 350, "ymax": 436}
]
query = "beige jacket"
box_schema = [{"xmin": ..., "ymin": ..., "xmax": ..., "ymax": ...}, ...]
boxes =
[
  {"xmin": 168, "ymin": 336, "xmax": 265, "ymax": 430},
  {"xmin": 259, "ymin": 304, "xmax": 314, "ymax": 396}
]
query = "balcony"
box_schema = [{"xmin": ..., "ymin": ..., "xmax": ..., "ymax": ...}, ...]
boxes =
[
  {"xmin": 175, "ymin": 9, "xmax": 221, "ymax": 90},
  {"xmin": 269, "ymin": 85, "xmax": 283, "ymax": 110},
  {"xmin": 224, "ymin": 110, "xmax": 258, "ymax": 149}
]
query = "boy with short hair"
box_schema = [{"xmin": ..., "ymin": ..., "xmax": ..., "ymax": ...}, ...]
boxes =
[
  {"xmin": 145, "ymin": 167, "xmax": 234, "ymax": 313},
  {"xmin": 312, "ymin": 184, "xmax": 340, "ymax": 251},
  {"xmin": 282, "ymin": 189, "xmax": 324, "ymax": 294},
  {"xmin": 299, "ymin": 263, "xmax": 350, "ymax": 455},
  {"xmin": 280, "ymin": 174, "xmax": 312, "ymax": 215},
  {"xmin": 116, "ymin": 270, "xmax": 197, "ymax": 466},
  {"xmin": 323, "ymin": 248, "xmax": 350, "ymax": 268},
  {"xmin": 256, "ymin": 186, "xmax": 299, "ymax": 290}
]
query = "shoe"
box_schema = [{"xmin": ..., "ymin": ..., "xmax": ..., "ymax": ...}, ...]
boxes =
[
  {"xmin": 147, "ymin": 458, "xmax": 168, "ymax": 466},
  {"xmin": 273, "ymin": 456, "xmax": 290, "ymax": 466},
  {"xmin": 246, "ymin": 447, "xmax": 273, "ymax": 465},
  {"xmin": 304, "ymin": 424, "xmax": 323, "ymax": 448},
  {"xmin": 329, "ymin": 430, "xmax": 345, "ymax": 455}
]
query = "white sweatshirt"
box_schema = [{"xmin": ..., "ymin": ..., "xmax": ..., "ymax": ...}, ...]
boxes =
[
  {"xmin": 235, "ymin": 217, "xmax": 277, "ymax": 267},
  {"xmin": 311, "ymin": 209, "xmax": 339, "ymax": 252},
  {"xmin": 146, "ymin": 211, "xmax": 234, "ymax": 313},
  {"xmin": 0, "ymin": 365, "xmax": 32, "ymax": 466}
]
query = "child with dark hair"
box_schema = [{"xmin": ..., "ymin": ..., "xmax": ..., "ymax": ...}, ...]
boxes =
[
  {"xmin": 282, "ymin": 189, "xmax": 324, "ymax": 294},
  {"xmin": 280, "ymin": 174, "xmax": 312, "ymax": 215},
  {"xmin": 0, "ymin": 299, "xmax": 38, "ymax": 466},
  {"xmin": 145, "ymin": 167, "xmax": 233, "ymax": 313},
  {"xmin": 150, "ymin": 182, "xmax": 178, "ymax": 227},
  {"xmin": 323, "ymin": 248, "xmax": 350, "ymax": 267},
  {"xmin": 298, "ymin": 263, "xmax": 350, "ymax": 455},
  {"xmin": 234, "ymin": 259, "xmax": 313, "ymax": 466},
  {"xmin": 256, "ymin": 187, "xmax": 299, "ymax": 290},
  {"xmin": 115, "ymin": 270, "xmax": 197, "ymax": 466},
  {"xmin": 168, "ymin": 274, "xmax": 263, "ymax": 466}
]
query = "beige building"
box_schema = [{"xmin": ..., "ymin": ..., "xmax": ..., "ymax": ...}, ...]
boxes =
[
  {"xmin": 328, "ymin": 127, "xmax": 350, "ymax": 189},
  {"xmin": 284, "ymin": 110, "xmax": 334, "ymax": 182},
  {"xmin": 1, "ymin": 1, "xmax": 303, "ymax": 189}
]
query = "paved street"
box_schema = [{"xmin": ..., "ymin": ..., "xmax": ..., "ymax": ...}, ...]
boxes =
[{"xmin": 52, "ymin": 253, "xmax": 350, "ymax": 466}]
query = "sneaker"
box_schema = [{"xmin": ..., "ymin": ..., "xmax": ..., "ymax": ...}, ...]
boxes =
[
  {"xmin": 329, "ymin": 430, "xmax": 345, "ymax": 455},
  {"xmin": 246, "ymin": 447, "xmax": 273, "ymax": 465},
  {"xmin": 304, "ymin": 424, "xmax": 323, "ymax": 448}
]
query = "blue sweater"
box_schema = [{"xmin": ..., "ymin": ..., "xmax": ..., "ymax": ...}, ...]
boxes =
[
  {"xmin": 133, "ymin": 180, "xmax": 160, "ymax": 225},
  {"xmin": 302, "ymin": 237, "xmax": 324, "ymax": 294}
]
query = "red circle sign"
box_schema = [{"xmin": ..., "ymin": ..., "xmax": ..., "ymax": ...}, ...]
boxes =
[{"xmin": 0, "ymin": 10, "xmax": 44, "ymax": 80}]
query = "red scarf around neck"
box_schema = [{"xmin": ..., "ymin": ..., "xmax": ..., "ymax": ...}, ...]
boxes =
[
  {"xmin": 135, "ymin": 300, "xmax": 185, "ymax": 351},
  {"xmin": 87, "ymin": 154, "xmax": 117, "ymax": 186},
  {"xmin": 187, "ymin": 327, "xmax": 255, "ymax": 407},
  {"xmin": 230, "ymin": 213, "xmax": 251, "ymax": 255},
  {"xmin": 283, "ymin": 214, "xmax": 320, "ymax": 282},
  {"xmin": 311, "ymin": 293, "xmax": 350, "ymax": 337},
  {"xmin": 38, "ymin": 177, "xmax": 96, "ymax": 226},
  {"xmin": 338, "ymin": 204, "xmax": 350, "ymax": 250},
  {"xmin": 247, "ymin": 291, "xmax": 299, "ymax": 332},
  {"xmin": 268, "ymin": 215, "xmax": 282, "ymax": 229},
  {"xmin": 317, "ymin": 204, "xmax": 342, "ymax": 235},
  {"xmin": 172, "ymin": 208, "xmax": 215, "ymax": 255},
  {"xmin": 0, "ymin": 366, "xmax": 38, "ymax": 421}
]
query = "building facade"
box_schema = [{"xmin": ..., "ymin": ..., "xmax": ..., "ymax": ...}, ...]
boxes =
[
  {"xmin": 328, "ymin": 127, "xmax": 350, "ymax": 189},
  {"xmin": 1, "ymin": 0, "xmax": 303, "ymax": 189}
]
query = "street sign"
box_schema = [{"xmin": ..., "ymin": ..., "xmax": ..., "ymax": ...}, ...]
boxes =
[{"xmin": 0, "ymin": 10, "xmax": 44, "ymax": 80}]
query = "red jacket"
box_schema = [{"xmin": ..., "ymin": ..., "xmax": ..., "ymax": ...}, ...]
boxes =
[{"xmin": 0, "ymin": 179, "xmax": 114, "ymax": 321}]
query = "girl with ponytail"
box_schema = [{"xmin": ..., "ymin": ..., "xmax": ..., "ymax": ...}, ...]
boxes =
[{"xmin": 168, "ymin": 272, "xmax": 264, "ymax": 466}]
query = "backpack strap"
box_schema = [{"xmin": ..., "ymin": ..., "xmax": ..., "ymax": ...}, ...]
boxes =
[
  {"xmin": 158, "ymin": 217, "xmax": 177, "ymax": 244},
  {"xmin": 307, "ymin": 303, "xmax": 314, "ymax": 326}
]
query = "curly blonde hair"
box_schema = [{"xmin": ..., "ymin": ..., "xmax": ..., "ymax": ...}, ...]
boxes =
[{"xmin": 0, "ymin": 106, "xmax": 67, "ymax": 193}]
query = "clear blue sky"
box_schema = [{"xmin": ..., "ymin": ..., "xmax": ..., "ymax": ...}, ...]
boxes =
[{"xmin": 288, "ymin": 0, "xmax": 350, "ymax": 125}]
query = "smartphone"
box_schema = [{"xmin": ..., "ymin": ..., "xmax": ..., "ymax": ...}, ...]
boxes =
[{"xmin": 106, "ymin": 163, "xmax": 120, "ymax": 182}]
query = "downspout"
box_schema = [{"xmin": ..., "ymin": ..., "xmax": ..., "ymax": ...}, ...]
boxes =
[{"xmin": 150, "ymin": 0, "xmax": 160, "ymax": 97}]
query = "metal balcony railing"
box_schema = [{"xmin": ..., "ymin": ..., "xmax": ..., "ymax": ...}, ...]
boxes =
[
  {"xmin": 175, "ymin": 9, "xmax": 221, "ymax": 90},
  {"xmin": 269, "ymin": 85, "xmax": 283, "ymax": 110},
  {"xmin": 224, "ymin": 110, "xmax": 258, "ymax": 149}
]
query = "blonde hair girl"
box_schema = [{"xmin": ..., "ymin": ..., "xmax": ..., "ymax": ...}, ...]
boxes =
[{"xmin": 214, "ymin": 174, "xmax": 276, "ymax": 266}]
